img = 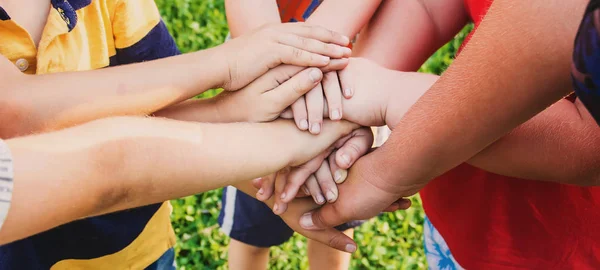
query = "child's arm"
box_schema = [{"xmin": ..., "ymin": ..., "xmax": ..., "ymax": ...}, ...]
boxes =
[
  {"xmin": 353, "ymin": 0, "xmax": 468, "ymax": 71},
  {"xmin": 226, "ymin": 0, "xmax": 382, "ymax": 41},
  {"xmin": 225, "ymin": 0, "xmax": 380, "ymax": 133},
  {"xmin": 304, "ymin": 0, "xmax": 381, "ymax": 38},
  {"xmin": 336, "ymin": 58, "xmax": 600, "ymax": 185},
  {"xmin": 153, "ymin": 65, "xmax": 331, "ymax": 123},
  {"xmin": 225, "ymin": 0, "xmax": 281, "ymax": 38},
  {"xmin": 0, "ymin": 116, "xmax": 357, "ymax": 245},
  {"xmin": 0, "ymin": 23, "xmax": 350, "ymax": 138}
]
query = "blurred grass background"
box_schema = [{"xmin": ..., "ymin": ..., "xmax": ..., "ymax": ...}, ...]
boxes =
[{"xmin": 154, "ymin": 0, "xmax": 472, "ymax": 269}]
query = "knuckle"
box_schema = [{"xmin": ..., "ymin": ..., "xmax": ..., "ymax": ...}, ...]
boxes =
[
  {"xmin": 346, "ymin": 142, "xmax": 362, "ymax": 156},
  {"xmin": 328, "ymin": 28, "xmax": 337, "ymax": 38},
  {"xmin": 291, "ymin": 81, "xmax": 305, "ymax": 95},
  {"xmin": 298, "ymin": 36, "xmax": 309, "ymax": 47},
  {"xmin": 292, "ymin": 47, "xmax": 303, "ymax": 59},
  {"xmin": 328, "ymin": 233, "xmax": 345, "ymax": 250}
]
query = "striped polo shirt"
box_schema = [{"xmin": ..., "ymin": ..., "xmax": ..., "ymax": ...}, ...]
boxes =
[
  {"xmin": 0, "ymin": 0, "xmax": 179, "ymax": 269},
  {"xmin": 0, "ymin": 140, "xmax": 13, "ymax": 234}
]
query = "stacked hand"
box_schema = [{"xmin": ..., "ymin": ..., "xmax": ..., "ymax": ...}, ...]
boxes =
[{"xmin": 215, "ymin": 30, "xmax": 434, "ymax": 251}]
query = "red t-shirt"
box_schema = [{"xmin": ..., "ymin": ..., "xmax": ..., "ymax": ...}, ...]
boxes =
[{"xmin": 420, "ymin": 0, "xmax": 600, "ymax": 269}]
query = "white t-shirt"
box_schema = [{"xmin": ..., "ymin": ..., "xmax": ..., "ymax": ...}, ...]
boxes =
[{"xmin": 0, "ymin": 139, "xmax": 13, "ymax": 231}]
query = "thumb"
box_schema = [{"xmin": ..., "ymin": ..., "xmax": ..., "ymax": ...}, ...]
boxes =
[
  {"xmin": 265, "ymin": 68, "xmax": 323, "ymax": 111},
  {"xmin": 299, "ymin": 203, "xmax": 347, "ymax": 230}
]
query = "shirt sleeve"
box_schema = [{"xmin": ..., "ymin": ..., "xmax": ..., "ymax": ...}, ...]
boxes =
[
  {"xmin": 111, "ymin": 0, "xmax": 180, "ymax": 65},
  {"xmin": 0, "ymin": 139, "xmax": 13, "ymax": 232},
  {"xmin": 572, "ymin": 0, "xmax": 600, "ymax": 125}
]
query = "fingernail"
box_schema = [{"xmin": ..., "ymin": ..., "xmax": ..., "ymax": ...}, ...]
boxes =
[
  {"xmin": 342, "ymin": 47, "xmax": 352, "ymax": 56},
  {"xmin": 300, "ymin": 213, "xmax": 315, "ymax": 229},
  {"xmin": 330, "ymin": 109, "xmax": 341, "ymax": 120},
  {"xmin": 334, "ymin": 170, "xmax": 347, "ymax": 184},
  {"xmin": 316, "ymin": 194, "xmax": 325, "ymax": 204},
  {"xmin": 343, "ymin": 88, "xmax": 353, "ymax": 97},
  {"xmin": 340, "ymin": 154, "xmax": 351, "ymax": 166},
  {"xmin": 299, "ymin": 119, "xmax": 309, "ymax": 130},
  {"xmin": 326, "ymin": 191, "xmax": 336, "ymax": 202},
  {"xmin": 273, "ymin": 203, "xmax": 279, "ymax": 214},
  {"xmin": 334, "ymin": 170, "xmax": 342, "ymax": 182},
  {"xmin": 302, "ymin": 186, "xmax": 310, "ymax": 195},
  {"xmin": 310, "ymin": 123, "xmax": 321, "ymax": 134},
  {"xmin": 345, "ymin": 244, "xmax": 357, "ymax": 253},
  {"xmin": 280, "ymin": 192, "xmax": 287, "ymax": 200},
  {"xmin": 258, "ymin": 188, "xmax": 264, "ymax": 195},
  {"xmin": 309, "ymin": 69, "xmax": 322, "ymax": 83}
]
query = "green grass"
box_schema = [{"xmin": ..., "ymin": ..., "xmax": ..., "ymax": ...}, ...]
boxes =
[{"xmin": 154, "ymin": 1, "xmax": 471, "ymax": 268}]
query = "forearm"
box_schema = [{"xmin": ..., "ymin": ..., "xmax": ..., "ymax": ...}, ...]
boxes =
[
  {"xmin": 380, "ymin": 74, "xmax": 599, "ymax": 185},
  {"xmin": 153, "ymin": 97, "xmax": 225, "ymax": 123},
  {"xmin": 0, "ymin": 117, "xmax": 353, "ymax": 243},
  {"xmin": 225, "ymin": 0, "xmax": 280, "ymax": 37},
  {"xmin": 306, "ymin": 0, "xmax": 382, "ymax": 38},
  {"xmin": 371, "ymin": 0, "xmax": 588, "ymax": 184},
  {"xmin": 1, "ymin": 49, "xmax": 226, "ymax": 138},
  {"xmin": 353, "ymin": 0, "xmax": 467, "ymax": 71},
  {"xmin": 467, "ymin": 99, "xmax": 600, "ymax": 185}
]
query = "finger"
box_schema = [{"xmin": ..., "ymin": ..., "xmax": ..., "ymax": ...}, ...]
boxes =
[
  {"xmin": 280, "ymin": 107, "xmax": 293, "ymax": 119},
  {"xmin": 252, "ymin": 177, "xmax": 263, "ymax": 190},
  {"xmin": 265, "ymin": 68, "xmax": 322, "ymax": 112},
  {"xmin": 315, "ymin": 161, "xmax": 338, "ymax": 203},
  {"xmin": 277, "ymin": 33, "xmax": 351, "ymax": 59},
  {"xmin": 256, "ymin": 174, "xmax": 276, "ymax": 201},
  {"xmin": 252, "ymin": 64, "xmax": 306, "ymax": 93},
  {"xmin": 276, "ymin": 23, "xmax": 351, "ymax": 47},
  {"xmin": 338, "ymin": 69, "xmax": 354, "ymax": 99},
  {"xmin": 282, "ymin": 153, "xmax": 327, "ymax": 203},
  {"xmin": 382, "ymin": 198, "xmax": 412, "ymax": 212},
  {"xmin": 273, "ymin": 171, "xmax": 289, "ymax": 215},
  {"xmin": 282, "ymin": 197, "xmax": 357, "ymax": 253},
  {"xmin": 291, "ymin": 97, "xmax": 309, "ymax": 130},
  {"xmin": 335, "ymin": 127, "xmax": 374, "ymax": 169},
  {"xmin": 320, "ymin": 58, "xmax": 350, "ymax": 73},
  {"xmin": 305, "ymin": 84, "xmax": 324, "ymax": 134},
  {"xmin": 300, "ymin": 203, "xmax": 346, "ymax": 230},
  {"xmin": 306, "ymin": 175, "xmax": 326, "ymax": 205},
  {"xmin": 300, "ymin": 184, "xmax": 311, "ymax": 197},
  {"xmin": 277, "ymin": 45, "xmax": 331, "ymax": 68},
  {"xmin": 328, "ymin": 151, "xmax": 348, "ymax": 184},
  {"xmin": 322, "ymin": 72, "xmax": 343, "ymax": 120}
]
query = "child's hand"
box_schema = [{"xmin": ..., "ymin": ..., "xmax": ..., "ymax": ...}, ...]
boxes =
[
  {"xmin": 255, "ymin": 127, "xmax": 374, "ymax": 214},
  {"xmin": 280, "ymin": 57, "xmax": 391, "ymax": 126},
  {"xmin": 261, "ymin": 174, "xmax": 358, "ymax": 253},
  {"xmin": 289, "ymin": 71, "xmax": 350, "ymax": 134},
  {"xmin": 215, "ymin": 65, "xmax": 325, "ymax": 123},
  {"xmin": 217, "ymin": 23, "xmax": 352, "ymax": 91},
  {"xmin": 281, "ymin": 57, "xmax": 437, "ymax": 128}
]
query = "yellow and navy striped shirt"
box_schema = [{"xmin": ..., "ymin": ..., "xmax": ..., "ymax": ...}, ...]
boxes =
[{"xmin": 0, "ymin": 0, "xmax": 178, "ymax": 269}]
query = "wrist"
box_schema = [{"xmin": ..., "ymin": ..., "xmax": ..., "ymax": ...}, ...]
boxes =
[
  {"xmin": 191, "ymin": 47, "xmax": 230, "ymax": 90},
  {"xmin": 386, "ymin": 72, "xmax": 439, "ymax": 129},
  {"xmin": 212, "ymin": 93, "xmax": 246, "ymax": 123}
]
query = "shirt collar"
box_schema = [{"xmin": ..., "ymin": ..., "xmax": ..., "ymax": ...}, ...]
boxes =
[{"xmin": 0, "ymin": 0, "xmax": 91, "ymax": 31}]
